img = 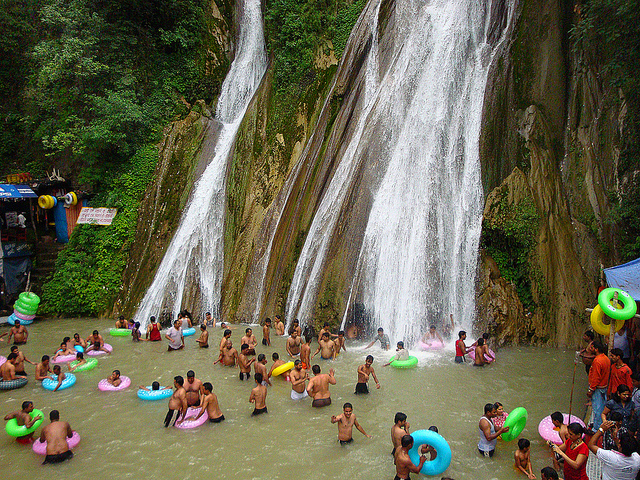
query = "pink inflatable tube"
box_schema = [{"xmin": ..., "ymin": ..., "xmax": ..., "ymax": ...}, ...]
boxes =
[
  {"xmin": 468, "ymin": 348, "xmax": 495, "ymax": 362},
  {"xmin": 86, "ymin": 343, "xmax": 113, "ymax": 356},
  {"xmin": 0, "ymin": 356, "xmax": 5, "ymax": 367},
  {"xmin": 13, "ymin": 310, "xmax": 36, "ymax": 321},
  {"xmin": 51, "ymin": 354, "xmax": 77, "ymax": 364},
  {"xmin": 419, "ymin": 340, "xmax": 445, "ymax": 350},
  {"xmin": 98, "ymin": 376, "xmax": 131, "ymax": 391},
  {"xmin": 33, "ymin": 431, "xmax": 81, "ymax": 455},
  {"xmin": 538, "ymin": 414, "xmax": 585, "ymax": 445},
  {"xmin": 175, "ymin": 407, "xmax": 208, "ymax": 429}
]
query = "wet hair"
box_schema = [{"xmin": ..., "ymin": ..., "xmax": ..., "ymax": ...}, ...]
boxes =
[
  {"xmin": 93, "ymin": 330, "xmax": 99, "ymax": 335},
  {"xmin": 10, "ymin": 345, "xmax": 17, "ymax": 352},
  {"xmin": 610, "ymin": 347, "xmax": 624, "ymax": 358},
  {"xmin": 377, "ymin": 327, "xmax": 384, "ymax": 332},
  {"xmin": 203, "ymin": 382, "xmax": 212, "ymax": 392},
  {"xmin": 478, "ymin": 338, "xmax": 485, "ymax": 346},
  {"xmin": 395, "ymin": 412, "xmax": 407, "ymax": 423},
  {"xmin": 322, "ymin": 332, "xmax": 330, "ymax": 338},
  {"xmin": 518, "ymin": 438, "xmax": 530, "ymax": 449},
  {"xmin": 610, "ymin": 410, "xmax": 623, "ymax": 422},
  {"xmin": 224, "ymin": 329, "xmax": 232, "ymax": 337},
  {"xmin": 113, "ymin": 369, "xmax": 120, "ymax": 376},
  {"xmin": 430, "ymin": 325, "xmax": 436, "ymax": 330},
  {"xmin": 583, "ymin": 330, "xmax": 594, "ymax": 340},
  {"xmin": 173, "ymin": 319, "xmax": 181, "ymax": 326},
  {"xmin": 293, "ymin": 319, "xmax": 299, "ymax": 324},
  {"xmin": 14, "ymin": 319, "xmax": 20, "ymax": 325},
  {"xmin": 200, "ymin": 324, "xmax": 206, "ymax": 330},
  {"xmin": 366, "ymin": 355, "xmax": 374, "ymax": 362},
  {"xmin": 150, "ymin": 316, "xmax": 156, "ymax": 323},
  {"xmin": 50, "ymin": 410, "xmax": 60, "ymax": 421},
  {"xmin": 540, "ymin": 466, "xmax": 559, "ymax": 480},
  {"xmin": 152, "ymin": 381, "xmax": 160, "ymax": 390},
  {"xmin": 206, "ymin": 312, "xmax": 211, "ymax": 316},
  {"xmin": 567, "ymin": 422, "xmax": 584, "ymax": 435},
  {"xmin": 76, "ymin": 352, "xmax": 84, "ymax": 359},
  {"xmin": 482, "ymin": 333, "xmax": 490, "ymax": 339},
  {"xmin": 174, "ymin": 375, "xmax": 184, "ymax": 386},
  {"xmin": 63, "ymin": 336, "xmax": 71, "ymax": 343},
  {"xmin": 74, "ymin": 333, "xmax": 80, "ymax": 338},
  {"xmin": 619, "ymin": 431, "xmax": 638, "ymax": 456},
  {"xmin": 294, "ymin": 359, "xmax": 301, "ymax": 367},
  {"xmin": 265, "ymin": 318, "xmax": 271, "ymax": 324},
  {"xmin": 245, "ymin": 327, "xmax": 252, "ymax": 334},
  {"xmin": 397, "ymin": 341, "xmax": 404, "ymax": 348},
  {"xmin": 255, "ymin": 372, "xmax": 263, "ymax": 384},
  {"xmin": 343, "ymin": 402, "xmax": 353, "ymax": 410},
  {"xmin": 22, "ymin": 401, "xmax": 33, "ymax": 409},
  {"xmin": 53, "ymin": 365, "xmax": 61, "ymax": 373},
  {"xmin": 305, "ymin": 335, "xmax": 312, "ymax": 343},
  {"xmin": 119, "ymin": 315, "xmax": 125, "ymax": 320},
  {"xmin": 312, "ymin": 365, "xmax": 321, "ymax": 374},
  {"xmin": 134, "ymin": 322, "xmax": 140, "ymax": 329},
  {"xmin": 60, "ymin": 342, "xmax": 66, "ymax": 347},
  {"xmin": 241, "ymin": 343, "xmax": 249, "ymax": 351},
  {"xmin": 613, "ymin": 384, "xmax": 631, "ymax": 402},
  {"xmin": 7, "ymin": 352, "xmax": 18, "ymax": 361},
  {"xmin": 338, "ymin": 331, "xmax": 344, "ymax": 336},
  {"xmin": 458, "ymin": 330, "xmax": 466, "ymax": 338},
  {"xmin": 41, "ymin": 355, "xmax": 49, "ymax": 361},
  {"xmin": 401, "ymin": 435, "xmax": 413, "ymax": 448},
  {"xmin": 592, "ymin": 340, "xmax": 606, "ymax": 354},
  {"xmin": 272, "ymin": 352, "xmax": 279, "ymax": 360},
  {"xmin": 550, "ymin": 411, "xmax": 563, "ymax": 423},
  {"xmin": 484, "ymin": 403, "xmax": 496, "ymax": 414},
  {"xmin": 258, "ymin": 354, "xmax": 266, "ymax": 362},
  {"xmin": 428, "ymin": 425, "xmax": 438, "ymax": 433},
  {"xmin": 187, "ymin": 370, "xmax": 195, "ymax": 378}
]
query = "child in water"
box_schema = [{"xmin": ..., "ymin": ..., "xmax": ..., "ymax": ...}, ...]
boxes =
[{"xmin": 514, "ymin": 438, "xmax": 536, "ymax": 479}]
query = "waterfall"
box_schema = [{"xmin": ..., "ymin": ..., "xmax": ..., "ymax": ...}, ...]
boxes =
[
  {"xmin": 133, "ymin": 0, "xmax": 267, "ymax": 328},
  {"xmin": 286, "ymin": 0, "xmax": 512, "ymax": 343}
]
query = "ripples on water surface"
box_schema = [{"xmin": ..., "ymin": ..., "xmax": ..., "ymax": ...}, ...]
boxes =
[{"xmin": 1, "ymin": 318, "xmax": 585, "ymax": 479}]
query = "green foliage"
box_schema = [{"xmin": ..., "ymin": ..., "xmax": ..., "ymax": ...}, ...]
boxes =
[
  {"xmin": 481, "ymin": 195, "xmax": 540, "ymax": 310},
  {"xmin": 572, "ymin": 0, "xmax": 640, "ymax": 260},
  {"xmin": 41, "ymin": 145, "xmax": 158, "ymax": 315}
]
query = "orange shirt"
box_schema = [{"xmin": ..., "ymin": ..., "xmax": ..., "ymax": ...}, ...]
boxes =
[
  {"xmin": 608, "ymin": 362, "xmax": 633, "ymax": 395},
  {"xmin": 588, "ymin": 353, "xmax": 611, "ymax": 390}
]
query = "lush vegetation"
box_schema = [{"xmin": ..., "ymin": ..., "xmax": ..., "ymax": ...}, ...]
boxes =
[
  {"xmin": 572, "ymin": 0, "xmax": 640, "ymax": 260},
  {"xmin": 0, "ymin": 0, "xmax": 229, "ymax": 315}
]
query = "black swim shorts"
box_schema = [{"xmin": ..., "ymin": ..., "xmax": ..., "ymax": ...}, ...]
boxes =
[
  {"xmin": 354, "ymin": 382, "xmax": 369, "ymax": 394},
  {"xmin": 43, "ymin": 450, "xmax": 73, "ymax": 464},
  {"xmin": 252, "ymin": 407, "xmax": 268, "ymax": 416},
  {"xmin": 339, "ymin": 438, "xmax": 353, "ymax": 446},
  {"xmin": 239, "ymin": 372, "xmax": 251, "ymax": 381},
  {"xmin": 210, "ymin": 415, "xmax": 225, "ymax": 423}
]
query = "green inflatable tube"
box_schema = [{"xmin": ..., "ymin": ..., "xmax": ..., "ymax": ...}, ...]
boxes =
[
  {"xmin": 70, "ymin": 358, "xmax": 98, "ymax": 372},
  {"xmin": 14, "ymin": 300, "xmax": 38, "ymax": 315},
  {"xmin": 18, "ymin": 292, "xmax": 40, "ymax": 308},
  {"xmin": 598, "ymin": 288, "xmax": 638, "ymax": 321},
  {"xmin": 389, "ymin": 355, "xmax": 418, "ymax": 369},
  {"xmin": 5, "ymin": 408, "xmax": 44, "ymax": 437},
  {"xmin": 109, "ymin": 328, "xmax": 130, "ymax": 337},
  {"xmin": 501, "ymin": 407, "xmax": 528, "ymax": 441}
]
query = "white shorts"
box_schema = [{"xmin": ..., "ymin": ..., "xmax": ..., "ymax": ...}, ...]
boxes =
[{"xmin": 291, "ymin": 389, "xmax": 309, "ymax": 400}]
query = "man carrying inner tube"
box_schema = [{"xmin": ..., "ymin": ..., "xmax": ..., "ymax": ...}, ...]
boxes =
[
  {"xmin": 4, "ymin": 400, "xmax": 42, "ymax": 443},
  {"xmin": 394, "ymin": 435, "xmax": 427, "ymax": 480},
  {"xmin": 478, "ymin": 403, "xmax": 509, "ymax": 458}
]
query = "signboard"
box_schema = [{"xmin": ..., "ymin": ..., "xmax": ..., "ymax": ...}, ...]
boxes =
[
  {"xmin": 76, "ymin": 207, "xmax": 118, "ymax": 225},
  {"xmin": 2, "ymin": 242, "xmax": 33, "ymax": 258}
]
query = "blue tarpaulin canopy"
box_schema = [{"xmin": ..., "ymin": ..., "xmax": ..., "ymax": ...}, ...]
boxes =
[
  {"xmin": 0, "ymin": 184, "xmax": 37, "ymax": 199},
  {"xmin": 604, "ymin": 258, "xmax": 640, "ymax": 301}
]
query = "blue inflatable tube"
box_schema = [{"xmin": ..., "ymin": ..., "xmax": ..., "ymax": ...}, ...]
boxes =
[
  {"xmin": 42, "ymin": 373, "xmax": 77, "ymax": 391},
  {"xmin": 137, "ymin": 386, "xmax": 173, "ymax": 401},
  {"xmin": 74, "ymin": 345, "xmax": 84, "ymax": 353},
  {"xmin": 8, "ymin": 313, "xmax": 33, "ymax": 325},
  {"xmin": 182, "ymin": 328, "xmax": 196, "ymax": 337},
  {"xmin": 408, "ymin": 429, "xmax": 452, "ymax": 476}
]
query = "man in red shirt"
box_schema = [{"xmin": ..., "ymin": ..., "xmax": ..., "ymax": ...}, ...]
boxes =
[
  {"xmin": 608, "ymin": 348, "xmax": 633, "ymax": 396},
  {"xmin": 587, "ymin": 341, "xmax": 611, "ymax": 430}
]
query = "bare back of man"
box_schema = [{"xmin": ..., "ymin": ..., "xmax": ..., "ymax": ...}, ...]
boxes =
[
  {"xmin": 40, "ymin": 415, "xmax": 74, "ymax": 464},
  {"xmin": 307, "ymin": 367, "xmax": 336, "ymax": 407}
]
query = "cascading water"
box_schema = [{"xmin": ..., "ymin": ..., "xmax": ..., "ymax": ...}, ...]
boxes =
[
  {"xmin": 133, "ymin": 0, "xmax": 267, "ymax": 328},
  {"xmin": 286, "ymin": 0, "xmax": 512, "ymax": 343}
]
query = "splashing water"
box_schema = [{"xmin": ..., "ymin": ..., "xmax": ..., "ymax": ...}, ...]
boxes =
[{"xmin": 134, "ymin": 0, "xmax": 267, "ymax": 328}]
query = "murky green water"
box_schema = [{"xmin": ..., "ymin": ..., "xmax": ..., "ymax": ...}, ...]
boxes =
[{"xmin": 1, "ymin": 318, "xmax": 586, "ymax": 479}]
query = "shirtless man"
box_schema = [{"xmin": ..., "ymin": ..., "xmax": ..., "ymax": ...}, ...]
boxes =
[
  {"xmin": 68, "ymin": 352, "xmax": 87, "ymax": 372},
  {"xmin": 313, "ymin": 332, "xmax": 336, "ymax": 360},
  {"xmin": 355, "ymin": 355, "xmax": 380, "ymax": 394},
  {"xmin": 86, "ymin": 330, "xmax": 105, "ymax": 348},
  {"xmin": 268, "ymin": 352, "xmax": 287, "ymax": 379},
  {"xmin": 391, "ymin": 412, "xmax": 411, "ymax": 456},
  {"xmin": 395, "ymin": 435, "xmax": 427, "ymax": 480},
  {"xmin": 241, "ymin": 328, "xmax": 257, "ymax": 355},
  {"xmin": 300, "ymin": 335, "xmax": 312, "ymax": 369},
  {"xmin": 196, "ymin": 324, "xmax": 209, "ymax": 348},
  {"xmin": 219, "ymin": 329, "xmax": 232, "ymax": 353},
  {"xmin": 331, "ymin": 403, "xmax": 371, "ymax": 445},
  {"xmin": 286, "ymin": 331, "xmax": 302, "ymax": 357},
  {"xmin": 85, "ymin": 340, "xmax": 111, "ymax": 355},
  {"xmin": 35, "ymin": 355, "xmax": 53, "ymax": 381},
  {"xmin": 254, "ymin": 354, "xmax": 271, "ymax": 386},
  {"xmin": 290, "ymin": 319, "xmax": 302, "ymax": 336},
  {"xmin": 115, "ymin": 315, "xmax": 127, "ymax": 329},
  {"xmin": 290, "ymin": 359, "xmax": 309, "ymax": 400},
  {"xmin": 8, "ymin": 320, "xmax": 28, "ymax": 344},
  {"xmin": 307, "ymin": 365, "xmax": 336, "ymax": 408},
  {"xmin": 319, "ymin": 323, "xmax": 336, "ymax": 340},
  {"xmin": 194, "ymin": 382, "xmax": 224, "ymax": 423},
  {"xmin": 274, "ymin": 316, "xmax": 285, "ymax": 336},
  {"xmin": 250, "ymin": 373, "xmax": 268, "ymax": 416},
  {"xmin": 262, "ymin": 318, "xmax": 271, "ymax": 346},
  {"xmin": 4, "ymin": 401, "xmax": 42, "ymax": 442},
  {"xmin": 215, "ymin": 340, "xmax": 239, "ymax": 366},
  {"xmin": 184, "ymin": 370, "xmax": 204, "ymax": 407},
  {"xmin": 421, "ymin": 325, "xmax": 444, "ymax": 346},
  {"xmin": 165, "ymin": 376, "xmax": 187, "ymax": 427},
  {"xmin": 40, "ymin": 410, "xmax": 74, "ymax": 464},
  {"xmin": 334, "ymin": 331, "xmax": 346, "ymax": 356},
  {"xmin": 1, "ymin": 353, "xmax": 26, "ymax": 381},
  {"xmin": 72, "ymin": 333, "xmax": 87, "ymax": 350},
  {"xmin": 238, "ymin": 344, "xmax": 256, "ymax": 381},
  {"xmin": 10, "ymin": 345, "xmax": 34, "ymax": 376},
  {"xmin": 106, "ymin": 369, "xmax": 122, "ymax": 387},
  {"xmin": 50, "ymin": 365, "xmax": 67, "ymax": 392},
  {"xmin": 52, "ymin": 342, "xmax": 75, "ymax": 360},
  {"xmin": 473, "ymin": 338, "xmax": 493, "ymax": 366},
  {"xmin": 550, "ymin": 411, "xmax": 569, "ymax": 444}
]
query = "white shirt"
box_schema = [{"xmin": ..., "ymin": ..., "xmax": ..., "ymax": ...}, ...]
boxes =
[
  {"xmin": 393, "ymin": 349, "xmax": 409, "ymax": 361},
  {"xmin": 166, "ymin": 327, "xmax": 183, "ymax": 349},
  {"xmin": 597, "ymin": 449, "xmax": 640, "ymax": 480}
]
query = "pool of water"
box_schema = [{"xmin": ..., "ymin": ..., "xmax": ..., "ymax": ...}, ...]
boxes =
[{"xmin": 1, "ymin": 318, "xmax": 587, "ymax": 479}]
